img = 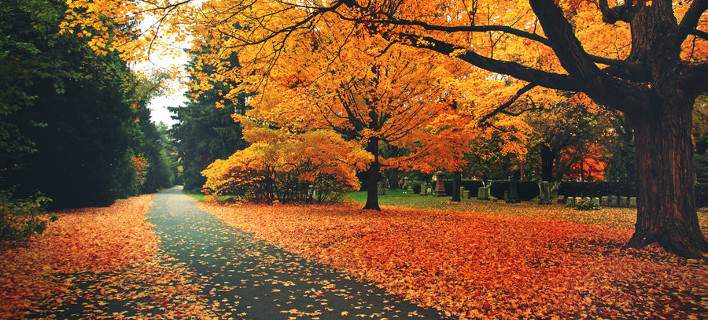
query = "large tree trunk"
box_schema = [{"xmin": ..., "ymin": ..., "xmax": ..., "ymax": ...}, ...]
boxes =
[
  {"xmin": 363, "ymin": 138, "xmax": 381, "ymax": 210},
  {"xmin": 451, "ymin": 171, "xmax": 462, "ymax": 202},
  {"xmin": 626, "ymin": 102, "xmax": 705, "ymax": 258},
  {"xmin": 540, "ymin": 144, "xmax": 555, "ymax": 182}
]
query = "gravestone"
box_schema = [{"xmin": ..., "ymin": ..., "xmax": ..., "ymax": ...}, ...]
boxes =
[
  {"xmin": 477, "ymin": 186, "xmax": 490, "ymax": 200},
  {"xmin": 566, "ymin": 197, "xmax": 575, "ymax": 207},
  {"xmin": 377, "ymin": 181, "xmax": 387, "ymax": 195},
  {"xmin": 539, "ymin": 181, "xmax": 552, "ymax": 205},
  {"xmin": 307, "ymin": 185, "xmax": 315, "ymax": 201},
  {"xmin": 609, "ymin": 195, "xmax": 618, "ymax": 207},
  {"xmin": 601, "ymin": 196, "xmax": 608, "ymax": 206},
  {"xmin": 619, "ymin": 196, "xmax": 629, "ymax": 207},
  {"xmin": 507, "ymin": 180, "xmax": 520, "ymax": 203},
  {"xmin": 629, "ymin": 197, "xmax": 637, "ymax": 207},
  {"xmin": 462, "ymin": 189, "xmax": 470, "ymax": 200},
  {"xmin": 434, "ymin": 172, "xmax": 447, "ymax": 196},
  {"xmin": 558, "ymin": 195, "xmax": 566, "ymax": 204}
]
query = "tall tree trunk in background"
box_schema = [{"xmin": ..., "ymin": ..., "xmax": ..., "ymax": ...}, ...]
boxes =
[
  {"xmin": 540, "ymin": 144, "xmax": 554, "ymax": 182},
  {"xmin": 363, "ymin": 137, "xmax": 381, "ymax": 210},
  {"xmin": 626, "ymin": 101, "xmax": 705, "ymax": 257},
  {"xmin": 451, "ymin": 171, "xmax": 461, "ymax": 202}
]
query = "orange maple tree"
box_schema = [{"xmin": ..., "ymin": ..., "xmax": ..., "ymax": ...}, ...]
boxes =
[{"xmin": 220, "ymin": 21, "xmax": 484, "ymax": 210}]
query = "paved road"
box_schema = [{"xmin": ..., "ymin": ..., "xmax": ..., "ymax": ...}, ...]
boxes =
[{"xmin": 38, "ymin": 188, "xmax": 446, "ymax": 319}]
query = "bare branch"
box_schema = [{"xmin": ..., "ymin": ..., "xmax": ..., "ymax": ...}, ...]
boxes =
[
  {"xmin": 598, "ymin": 0, "xmax": 633, "ymax": 24},
  {"xmin": 677, "ymin": 0, "xmax": 708, "ymax": 44},
  {"xmin": 478, "ymin": 83, "xmax": 536, "ymax": 125}
]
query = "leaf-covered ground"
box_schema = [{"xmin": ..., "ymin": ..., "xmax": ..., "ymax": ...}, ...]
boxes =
[
  {"xmin": 147, "ymin": 187, "xmax": 446, "ymax": 319},
  {"xmin": 0, "ymin": 194, "xmax": 217, "ymax": 319},
  {"xmin": 2, "ymin": 188, "xmax": 451, "ymax": 319},
  {"xmin": 202, "ymin": 201, "xmax": 707, "ymax": 319}
]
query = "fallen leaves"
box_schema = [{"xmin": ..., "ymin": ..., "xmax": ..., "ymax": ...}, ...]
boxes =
[
  {"xmin": 0, "ymin": 195, "xmax": 156, "ymax": 318},
  {"xmin": 0, "ymin": 195, "xmax": 219, "ymax": 319},
  {"xmin": 202, "ymin": 202, "xmax": 706, "ymax": 319}
]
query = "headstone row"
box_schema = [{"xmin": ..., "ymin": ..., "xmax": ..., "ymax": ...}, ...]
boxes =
[{"xmin": 562, "ymin": 195, "xmax": 637, "ymax": 208}]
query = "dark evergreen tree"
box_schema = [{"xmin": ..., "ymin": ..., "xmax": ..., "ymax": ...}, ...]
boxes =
[{"xmin": 170, "ymin": 91, "xmax": 248, "ymax": 193}]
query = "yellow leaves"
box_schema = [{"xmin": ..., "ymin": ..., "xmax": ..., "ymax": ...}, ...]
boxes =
[
  {"xmin": 448, "ymin": 48, "xmax": 467, "ymax": 58},
  {"xmin": 202, "ymin": 125, "xmax": 372, "ymax": 198}
]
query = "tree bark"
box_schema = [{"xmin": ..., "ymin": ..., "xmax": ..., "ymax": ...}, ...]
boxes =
[
  {"xmin": 451, "ymin": 171, "xmax": 462, "ymax": 202},
  {"xmin": 363, "ymin": 137, "xmax": 381, "ymax": 210},
  {"xmin": 626, "ymin": 103, "xmax": 705, "ymax": 258},
  {"xmin": 540, "ymin": 144, "xmax": 555, "ymax": 182}
]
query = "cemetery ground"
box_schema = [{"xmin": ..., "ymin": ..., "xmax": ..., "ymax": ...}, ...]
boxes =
[{"xmin": 0, "ymin": 188, "xmax": 705, "ymax": 319}]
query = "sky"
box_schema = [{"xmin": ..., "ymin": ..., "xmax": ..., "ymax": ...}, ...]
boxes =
[{"xmin": 132, "ymin": 17, "xmax": 192, "ymax": 126}]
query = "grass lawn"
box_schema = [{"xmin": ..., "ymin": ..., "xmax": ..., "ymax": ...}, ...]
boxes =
[{"xmin": 186, "ymin": 191, "xmax": 235, "ymax": 203}]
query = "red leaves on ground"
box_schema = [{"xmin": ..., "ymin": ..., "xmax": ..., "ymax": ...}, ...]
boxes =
[
  {"xmin": 202, "ymin": 202, "xmax": 705, "ymax": 319},
  {"xmin": 0, "ymin": 195, "xmax": 156, "ymax": 318}
]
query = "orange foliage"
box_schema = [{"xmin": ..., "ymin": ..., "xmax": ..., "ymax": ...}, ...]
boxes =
[
  {"xmin": 132, "ymin": 154, "xmax": 149, "ymax": 189},
  {"xmin": 561, "ymin": 143, "xmax": 608, "ymax": 181},
  {"xmin": 0, "ymin": 195, "xmax": 155, "ymax": 317},
  {"xmin": 201, "ymin": 124, "xmax": 372, "ymax": 199},
  {"xmin": 202, "ymin": 202, "xmax": 704, "ymax": 319}
]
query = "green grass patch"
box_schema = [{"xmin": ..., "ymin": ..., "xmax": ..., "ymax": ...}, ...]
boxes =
[
  {"xmin": 345, "ymin": 189, "xmax": 464, "ymax": 210},
  {"xmin": 184, "ymin": 191, "xmax": 235, "ymax": 203}
]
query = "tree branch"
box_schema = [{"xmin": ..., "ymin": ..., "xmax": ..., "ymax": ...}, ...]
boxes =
[
  {"xmin": 677, "ymin": 0, "xmax": 708, "ymax": 45},
  {"xmin": 478, "ymin": 83, "xmax": 536, "ymax": 125},
  {"xmin": 366, "ymin": 17, "xmax": 551, "ymax": 45},
  {"xmin": 392, "ymin": 32, "xmax": 579, "ymax": 91},
  {"xmin": 530, "ymin": 0, "xmax": 601, "ymax": 83},
  {"xmin": 680, "ymin": 62, "xmax": 708, "ymax": 97},
  {"xmin": 690, "ymin": 29, "xmax": 708, "ymax": 40},
  {"xmin": 598, "ymin": 0, "xmax": 633, "ymax": 24}
]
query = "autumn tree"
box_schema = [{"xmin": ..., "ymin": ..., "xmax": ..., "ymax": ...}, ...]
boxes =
[
  {"xmin": 63, "ymin": 0, "xmax": 707, "ymax": 256},
  {"xmin": 201, "ymin": 123, "xmax": 371, "ymax": 202},
  {"xmin": 224, "ymin": 22, "xmax": 467, "ymax": 210},
  {"xmin": 524, "ymin": 102, "xmax": 615, "ymax": 181}
]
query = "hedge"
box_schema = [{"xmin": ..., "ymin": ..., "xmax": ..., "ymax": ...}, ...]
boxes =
[
  {"xmin": 489, "ymin": 180, "xmax": 540, "ymax": 201},
  {"xmin": 558, "ymin": 182, "xmax": 638, "ymax": 197}
]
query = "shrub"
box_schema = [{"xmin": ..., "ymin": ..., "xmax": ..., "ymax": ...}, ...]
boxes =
[
  {"xmin": 0, "ymin": 192, "xmax": 55, "ymax": 240},
  {"xmin": 575, "ymin": 198, "xmax": 601, "ymax": 211},
  {"xmin": 202, "ymin": 127, "xmax": 371, "ymax": 203}
]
